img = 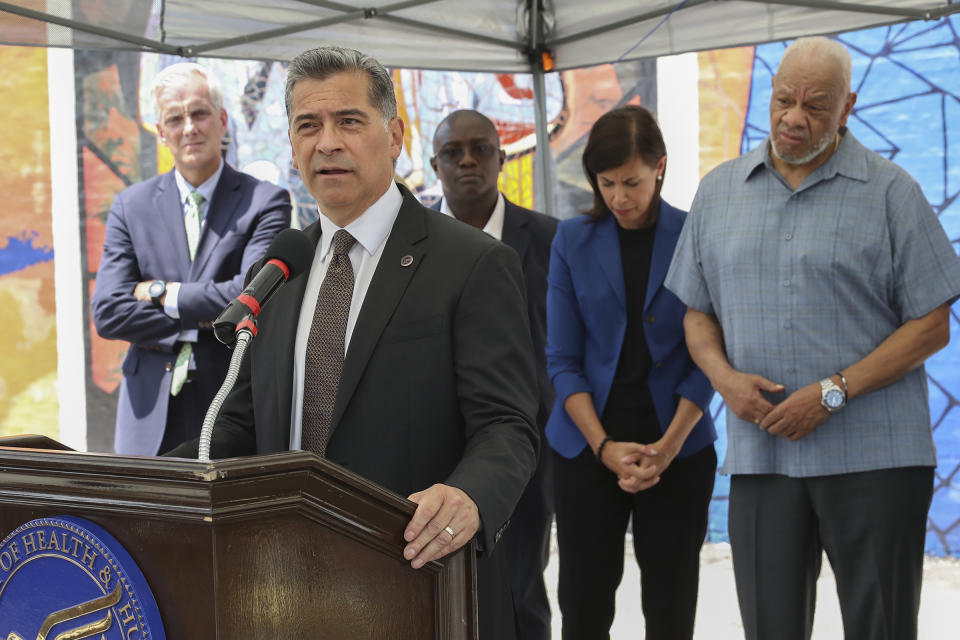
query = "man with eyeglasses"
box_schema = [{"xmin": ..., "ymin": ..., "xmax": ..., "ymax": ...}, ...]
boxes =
[{"xmin": 431, "ymin": 109, "xmax": 558, "ymax": 640}]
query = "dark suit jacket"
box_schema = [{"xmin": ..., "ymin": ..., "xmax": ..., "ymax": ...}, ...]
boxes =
[
  {"xmin": 432, "ymin": 196, "xmax": 558, "ymax": 430},
  {"xmin": 91, "ymin": 163, "xmax": 291, "ymax": 455},
  {"xmin": 545, "ymin": 200, "xmax": 716, "ymax": 459},
  {"xmin": 196, "ymin": 184, "xmax": 539, "ymax": 639},
  {"xmin": 434, "ymin": 197, "xmax": 558, "ymax": 638}
]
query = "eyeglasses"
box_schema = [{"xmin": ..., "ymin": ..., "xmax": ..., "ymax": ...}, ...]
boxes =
[{"xmin": 434, "ymin": 142, "xmax": 500, "ymax": 165}]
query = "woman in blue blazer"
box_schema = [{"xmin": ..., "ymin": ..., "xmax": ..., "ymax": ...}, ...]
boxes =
[{"xmin": 546, "ymin": 106, "xmax": 717, "ymax": 639}]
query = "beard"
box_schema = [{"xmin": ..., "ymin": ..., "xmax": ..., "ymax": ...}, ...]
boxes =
[{"xmin": 770, "ymin": 126, "xmax": 836, "ymax": 165}]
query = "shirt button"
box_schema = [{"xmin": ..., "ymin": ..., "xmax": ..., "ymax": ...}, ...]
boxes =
[
  {"xmin": 783, "ymin": 280, "xmax": 790, "ymax": 287},
  {"xmin": 784, "ymin": 232, "xmax": 792, "ymax": 241},
  {"xmin": 783, "ymin": 320, "xmax": 792, "ymax": 329}
]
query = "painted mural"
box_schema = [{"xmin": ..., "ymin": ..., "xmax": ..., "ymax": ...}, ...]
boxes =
[{"xmin": 0, "ymin": 46, "xmax": 57, "ymax": 440}]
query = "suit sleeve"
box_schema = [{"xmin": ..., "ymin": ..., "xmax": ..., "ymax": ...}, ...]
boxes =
[
  {"xmin": 176, "ymin": 184, "xmax": 291, "ymax": 327},
  {"xmin": 444, "ymin": 241, "xmax": 540, "ymax": 553},
  {"xmin": 676, "ymin": 360, "xmax": 714, "ymax": 413},
  {"xmin": 163, "ymin": 263, "xmax": 262, "ymax": 459},
  {"xmin": 91, "ymin": 192, "xmax": 181, "ymax": 348},
  {"xmin": 545, "ymin": 223, "xmax": 593, "ymax": 404}
]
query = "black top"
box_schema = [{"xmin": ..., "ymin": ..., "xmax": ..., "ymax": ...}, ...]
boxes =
[{"xmin": 602, "ymin": 223, "xmax": 659, "ymax": 439}]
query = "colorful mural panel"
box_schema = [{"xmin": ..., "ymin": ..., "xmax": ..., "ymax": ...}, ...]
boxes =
[{"xmin": 0, "ymin": 46, "xmax": 56, "ymax": 440}]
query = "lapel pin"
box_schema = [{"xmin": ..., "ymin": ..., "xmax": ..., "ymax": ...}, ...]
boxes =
[{"xmin": 400, "ymin": 254, "xmax": 414, "ymax": 267}]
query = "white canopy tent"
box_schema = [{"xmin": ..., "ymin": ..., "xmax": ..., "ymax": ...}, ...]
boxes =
[
  {"xmin": 2, "ymin": 0, "xmax": 958, "ymax": 212},
  {"xmin": 3, "ymin": 0, "xmax": 958, "ymax": 71}
]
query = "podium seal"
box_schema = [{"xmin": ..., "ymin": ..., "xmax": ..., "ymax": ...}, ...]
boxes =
[{"xmin": 0, "ymin": 516, "xmax": 165, "ymax": 639}]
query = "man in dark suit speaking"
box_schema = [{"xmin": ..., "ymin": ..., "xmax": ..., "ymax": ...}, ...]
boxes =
[
  {"xmin": 180, "ymin": 47, "xmax": 539, "ymax": 638},
  {"xmin": 430, "ymin": 110, "xmax": 557, "ymax": 640}
]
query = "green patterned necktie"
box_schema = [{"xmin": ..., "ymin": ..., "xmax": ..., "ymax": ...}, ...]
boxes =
[{"xmin": 170, "ymin": 190, "xmax": 205, "ymax": 397}]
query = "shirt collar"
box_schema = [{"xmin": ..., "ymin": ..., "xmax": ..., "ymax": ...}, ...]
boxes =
[
  {"xmin": 815, "ymin": 127, "xmax": 870, "ymax": 183},
  {"xmin": 316, "ymin": 182, "xmax": 402, "ymax": 259},
  {"xmin": 745, "ymin": 126, "xmax": 869, "ymax": 185},
  {"xmin": 174, "ymin": 159, "xmax": 224, "ymax": 208},
  {"xmin": 439, "ymin": 192, "xmax": 506, "ymax": 241}
]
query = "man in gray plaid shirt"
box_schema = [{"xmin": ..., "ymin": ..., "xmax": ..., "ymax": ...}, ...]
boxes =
[{"xmin": 666, "ymin": 36, "xmax": 960, "ymax": 640}]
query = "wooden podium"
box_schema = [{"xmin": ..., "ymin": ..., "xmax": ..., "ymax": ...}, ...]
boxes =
[{"xmin": 0, "ymin": 437, "xmax": 478, "ymax": 638}]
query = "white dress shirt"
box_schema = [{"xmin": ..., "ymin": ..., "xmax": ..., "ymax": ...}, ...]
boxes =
[
  {"xmin": 164, "ymin": 160, "xmax": 224, "ymax": 345},
  {"xmin": 440, "ymin": 192, "xmax": 505, "ymax": 240},
  {"xmin": 289, "ymin": 182, "xmax": 403, "ymax": 449}
]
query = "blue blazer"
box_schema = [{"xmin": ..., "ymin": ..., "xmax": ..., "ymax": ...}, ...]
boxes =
[
  {"xmin": 545, "ymin": 200, "xmax": 716, "ymax": 459},
  {"xmin": 91, "ymin": 164, "xmax": 290, "ymax": 455}
]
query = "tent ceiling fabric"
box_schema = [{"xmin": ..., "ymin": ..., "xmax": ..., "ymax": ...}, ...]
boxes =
[{"xmin": 0, "ymin": 0, "xmax": 958, "ymax": 71}]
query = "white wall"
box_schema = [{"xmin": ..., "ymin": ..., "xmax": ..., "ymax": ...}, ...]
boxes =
[
  {"xmin": 48, "ymin": 46, "xmax": 87, "ymax": 451},
  {"xmin": 656, "ymin": 52, "xmax": 700, "ymax": 211}
]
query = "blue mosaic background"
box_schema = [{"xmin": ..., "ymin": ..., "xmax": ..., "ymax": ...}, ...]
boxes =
[{"xmin": 705, "ymin": 16, "xmax": 960, "ymax": 556}]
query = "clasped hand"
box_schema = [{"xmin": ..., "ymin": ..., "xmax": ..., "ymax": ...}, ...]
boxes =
[
  {"xmin": 599, "ymin": 440, "xmax": 672, "ymax": 494},
  {"xmin": 720, "ymin": 371, "xmax": 830, "ymax": 441}
]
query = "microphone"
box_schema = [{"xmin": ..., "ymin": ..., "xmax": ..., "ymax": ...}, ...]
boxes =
[{"xmin": 213, "ymin": 228, "xmax": 314, "ymax": 345}]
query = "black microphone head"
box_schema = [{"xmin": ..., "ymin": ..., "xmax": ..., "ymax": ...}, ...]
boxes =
[{"xmin": 264, "ymin": 228, "xmax": 314, "ymax": 278}]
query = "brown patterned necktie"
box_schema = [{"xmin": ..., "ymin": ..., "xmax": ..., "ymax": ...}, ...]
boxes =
[{"xmin": 302, "ymin": 229, "xmax": 357, "ymax": 455}]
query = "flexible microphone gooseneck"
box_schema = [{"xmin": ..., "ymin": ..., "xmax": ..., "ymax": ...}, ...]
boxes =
[
  {"xmin": 213, "ymin": 228, "xmax": 315, "ymax": 345},
  {"xmin": 200, "ymin": 229, "xmax": 314, "ymax": 461}
]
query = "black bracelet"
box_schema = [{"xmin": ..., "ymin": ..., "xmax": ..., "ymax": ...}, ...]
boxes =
[{"xmin": 595, "ymin": 436, "xmax": 612, "ymax": 465}]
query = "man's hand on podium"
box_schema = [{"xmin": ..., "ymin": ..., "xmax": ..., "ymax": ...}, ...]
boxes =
[{"xmin": 402, "ymin": 484, "xmax": 480, "ymax": 569}]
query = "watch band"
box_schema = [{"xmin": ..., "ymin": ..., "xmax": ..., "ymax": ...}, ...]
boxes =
[{"xmin": 835, "ymin": 371, "xmax": 848, "ymax": 398}]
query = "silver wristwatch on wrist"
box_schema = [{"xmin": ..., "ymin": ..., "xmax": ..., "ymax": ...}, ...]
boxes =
[{"xmin": 819, "ymin": 377, "xmax": 846, "ymax": 413}]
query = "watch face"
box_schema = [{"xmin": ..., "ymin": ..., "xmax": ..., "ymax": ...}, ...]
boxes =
[
  {"xmin": 148, "ymin": 281, "xmax": 165, "ymax": 298},
  {"xmin": 825, "ymin": 389, "xmax": 845, "ymax": 409}
]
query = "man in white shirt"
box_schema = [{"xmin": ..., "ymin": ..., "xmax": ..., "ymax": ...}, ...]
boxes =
[
  {"xmin": 184, "ymin": 48, "xmax": 539, "ymax": 640},
  {"xmin": 431, "ymin": 109, "xmax": 558, "ymax": 640}
]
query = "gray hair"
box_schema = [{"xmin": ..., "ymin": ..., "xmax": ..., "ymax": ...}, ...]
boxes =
[
  {"xmin": 778, "ymin": 36, "xmax": 852, "ymax": 93},
  {"xmin": 150, "ymin": 62, "xmax": 224, "ymax": 117},
  {"xmin": 284, "ymin": 46, "xmax": 397, "ymax": 124}
]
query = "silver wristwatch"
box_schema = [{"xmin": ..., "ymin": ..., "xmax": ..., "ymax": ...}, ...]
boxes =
[{"xmin": 819, "ymin": 377, "xmax": 846, "ymax": 413}]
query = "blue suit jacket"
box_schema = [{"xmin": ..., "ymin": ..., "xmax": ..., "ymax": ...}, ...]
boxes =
[
  {"xmin": 545, "ymin": 200, "xmax": 716, "ymax": 459},
  {"xmin": 91, "ymin": 163, "xmax": 290, "ymax": 455}
]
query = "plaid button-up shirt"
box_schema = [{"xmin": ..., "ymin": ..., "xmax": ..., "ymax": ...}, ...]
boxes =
[{"xmin": 666, "ymin": 131, "xmax": 960, "ymax": 477}]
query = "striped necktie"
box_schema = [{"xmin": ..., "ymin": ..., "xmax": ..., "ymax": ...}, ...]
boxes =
[{"xmin": 170, "ymin": 190, "xmax": 206, "ymax": 397}]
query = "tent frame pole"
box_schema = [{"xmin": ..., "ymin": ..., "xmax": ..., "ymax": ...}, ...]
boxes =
[
  {"xmin": 532, "ymin": 64, "xmax": 553, "ymax": 217},
  {"xmin": 528, "ymin": 0, "xmax": 554, "ymax": 217},
  {"xmin": 0, "ymin": 0, "xmax": 180, "ymax": 54}
]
